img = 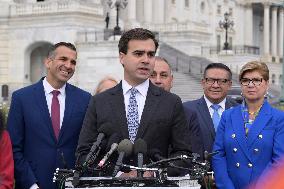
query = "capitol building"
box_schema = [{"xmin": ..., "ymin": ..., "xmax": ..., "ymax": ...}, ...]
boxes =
[{"xmin": 0, "ymin": 0, "xmax": 283, "ymax": 101}]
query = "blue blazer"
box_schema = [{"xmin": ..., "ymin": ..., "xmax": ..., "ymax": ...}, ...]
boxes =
[
  {"xmin": 7, "ymin": 79, "xmax": 91, "ymax": 189},
  {"xmin": 212, "ymin": 101, "xmax": 284, "ymax": 189},
  {"xmin": 183, "ymin": 96, "xmax": 237, "ymax": 159}
]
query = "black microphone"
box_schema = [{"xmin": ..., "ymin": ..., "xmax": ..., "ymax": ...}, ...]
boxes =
[
  {"xmin": 112, "ymin": 139, "xmax": 133, "ymax": 177},
  {"xmin": 133, "ymin": 138, "xmax": 147, "ymax": 178},
  {"xmin": 204, "ymin": 151, "xmax": 219, "ymax": 161},
  {"xmin": 149, "ymin": 148, "xmax": 165, "ymax": 161},
  {"xmin": 97, "ymin": 133, "xmax": 121, "ymax": 168},
  {"xmin": 84, "ymin": 123, "xmax": 114, "ymax": 165}
]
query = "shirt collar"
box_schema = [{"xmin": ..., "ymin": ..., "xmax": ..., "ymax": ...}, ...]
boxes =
[
  {"xmin": 122, "ymin": 79, "xmax": 149, "ymax": 97},
  {"xmin": 203, "ymin": 95, "xmax": 226, "ymax": 110},
  {"xmin": 43, "ymin": 77, "xmax": 66, "ymax": 96}
]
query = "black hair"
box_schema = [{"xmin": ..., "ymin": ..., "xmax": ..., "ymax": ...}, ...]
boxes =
[{"xmin": 204, "ymin": 63, "xmax": 232, "ymax": 80}]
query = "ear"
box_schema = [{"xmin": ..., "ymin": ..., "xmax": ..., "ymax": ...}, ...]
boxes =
[
  {"xmin": 201, "ymin": 78, "xmax": 206, "ymax": 89},
  {"xmin": 119, "ymin": 52, "xmax": 125, "ymax": 66},
  {"xmin": 44, "ymin": 57, "xmax": 52, "ymax": 69}
]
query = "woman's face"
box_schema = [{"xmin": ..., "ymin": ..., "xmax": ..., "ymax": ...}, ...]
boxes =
[{"xmin": 240, "ymin": 70, "xmax": 269, "ymax": 103}]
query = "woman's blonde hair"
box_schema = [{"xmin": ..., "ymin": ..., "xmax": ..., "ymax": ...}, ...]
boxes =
[{"xmin": 239, "ymin": 61, "xmax": 269, "ymax": 81}]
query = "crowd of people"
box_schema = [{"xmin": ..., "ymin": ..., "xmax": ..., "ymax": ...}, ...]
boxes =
[{"xmin": 1, "ymin": 28, "xmax": 284, "ymax": 189}]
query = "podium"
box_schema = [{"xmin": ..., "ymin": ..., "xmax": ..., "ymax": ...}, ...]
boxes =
[{"xmin": 63, "ymin": 176, "xmax": 201, "ymax": 188}]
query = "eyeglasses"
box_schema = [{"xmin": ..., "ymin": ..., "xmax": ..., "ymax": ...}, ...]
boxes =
[
  {"xmin": 205, "ymin": 78, "xmax": 230, "ymax": 85},
  {"xmin": 240, "ymin": 78, "xmax": 263, "ymax": 86}
]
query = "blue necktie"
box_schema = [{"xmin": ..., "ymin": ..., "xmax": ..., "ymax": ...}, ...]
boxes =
[
  {"xmin": 211, "ymin": 104, "xmax": 221, "ymax": 131},
  {"xmin": 127, "ymin": 88, "xmax": 139, "ymax": 143}
]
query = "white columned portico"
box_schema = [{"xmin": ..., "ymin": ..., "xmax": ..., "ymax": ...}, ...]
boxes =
[
  {"xmin": 245, "ymin": 3, "xmax": 253, "ymax": 46},
  {"xmin": 263, "ymin": 3, "xmax": 270, "ymax": 56},
  {"xmin": 278, "ymin": 8, "xmax": 284, "ymax": 58},
  {"xmin": 271, "ymin": 6, "xmax": 278, "ymax": 57},
  {"xmin": 128, "ymin": 0, "xmax": 136, "ymax": 21},
  {"xmin": 144, "ymin": 0, "xmax": 153, "ymax": 23}
]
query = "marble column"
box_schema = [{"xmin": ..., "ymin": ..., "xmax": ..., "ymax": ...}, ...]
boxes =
[
  {"xmin": 245, "ymin": 4, "xmax": 253, "ymax": 46},
  {"xmin": 144, "ymin": 0, "xmax": 153, "ymax": 23},
  {"xmin": 278, "ymin": 8, "xmax": 284, "ymax": 57},
  {"xmin": 263, "ymin": 3, "xmax": 270, "ymax": 56},
  {"xmin": 153, "ymin": 0, "xmax": 164, "ymax": 23},
  {"xmin": 271, "ymin": 6, "xmax": 278, "ymax": 56},
  {"xmin": 128, "ymin": 0, "xmax": 136, "ymax": 21}
]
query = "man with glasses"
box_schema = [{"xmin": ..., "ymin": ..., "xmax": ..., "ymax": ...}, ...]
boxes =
[{"xmin": 183, "ymin": 63, "xmax": 238, "ymax": 160}]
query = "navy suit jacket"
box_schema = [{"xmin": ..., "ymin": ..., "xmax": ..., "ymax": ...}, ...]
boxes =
[
  {"xmin": 76, "ymin": 81, "xmax": 191, "ymax": 176},
  {"xmin": 7, "ymin": 79, "xmax": 91, "ymax": 189},
  {"xmin": 212, "ymin": 101, "xmax": 284, "ymax": 189},
  {"xmin": 183, "ymin": 96, "xmax": 237, "ymax": 159}
]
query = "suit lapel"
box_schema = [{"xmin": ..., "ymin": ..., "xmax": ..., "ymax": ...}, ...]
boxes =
[
  {"xmin": 198, "ymin": 97, "xmax": 216, "ymax": 138},
  {"xmin": 33, "ymin": 79, "xmax": 57, "ymax": 142},
  {"xmin": 109, "ymin": 83, "xmax": 129, "ymax": 140},
  {"xmin": 246, "ymin": 101, "xmax": 272, "ymax": 149},
  {"xmin": 231, "ymin": 106, "xmax": 251, "ymax": 160},
  {"xmin": 136, "ymin": 83, "xmax": 161, "ymax": 139},
  {"xmin": 58, "ymin": 84, "xmax": 75, "ymax": 142}
]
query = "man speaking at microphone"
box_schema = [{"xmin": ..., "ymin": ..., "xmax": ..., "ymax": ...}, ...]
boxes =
[{"xmin": 76, "ymin": 28, "xmax": 191, "ymax": 177}]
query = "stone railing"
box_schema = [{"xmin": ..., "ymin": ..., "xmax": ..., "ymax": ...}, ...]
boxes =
[
  {"xmin": 10, "ymin": 0, "xmax": 103, "ymax": 16},
  {"xmin": 142, "ymin": 21, "xmax": 210, "ymax": 33}
]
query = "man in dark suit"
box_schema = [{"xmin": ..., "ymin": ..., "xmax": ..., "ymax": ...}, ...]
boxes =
[
  {"xmin": 76, "ymin": 28, "xmax": 191, "ymax": 177},
  {"xmin": 7, "ymin": 42, "xmax": 91, "ymax": 189},
  {"xmin": 150, "ymin": 56, "xmax": 202, "ymax": 160},
  {"xmin": 183, "ymin": 63, "xmax": 238, "ymax": 160}
]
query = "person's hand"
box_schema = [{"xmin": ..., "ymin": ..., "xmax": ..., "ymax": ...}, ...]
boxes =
[{"xmin": 119, "ymin": 170, "xmax": 155, "ymax": 178}]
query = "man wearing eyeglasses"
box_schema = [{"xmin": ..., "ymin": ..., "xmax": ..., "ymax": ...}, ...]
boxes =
[{"xmin": 183, "ymin": 63, "xmax": 238, "ymax": 160}]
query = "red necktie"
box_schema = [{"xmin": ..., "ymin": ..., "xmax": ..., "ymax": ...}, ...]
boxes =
[{"xmin": 51, "ymin": 90, "xmax": 60, "ymax": 139}]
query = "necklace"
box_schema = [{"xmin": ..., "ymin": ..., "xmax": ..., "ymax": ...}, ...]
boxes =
[{"xmin": 248, "ymin": 105, "xmax": 262, "ymax": 116}]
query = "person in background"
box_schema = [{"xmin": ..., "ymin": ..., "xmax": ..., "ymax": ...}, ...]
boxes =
[
  {"xmin": 0, "ymin": 112, "xmax": 14, "ymax": 189},
  {"xmin": 95, "ymin": 76, "xmax": 118, "ymax": 94},
  {"xmin": 76, "ymin": 28, "xmax": 191, "ymax": 177},
  {"xmin": 7, "ymin": 42, "xmax": 91, "ymax": 189},
  {"xmin": 183, "ymin": 63, "xmax": 237, "ymax": 160},
  {"xmin": 150, "ymin": 56, "xmax": 203, "ymax": 160},
  {"xmin": 212, "ymin": 61, "xmax": 284, "ymax": 189}
]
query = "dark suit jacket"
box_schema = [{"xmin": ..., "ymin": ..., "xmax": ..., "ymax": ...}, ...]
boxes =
[
  {"xmin": 76, "ymin": 81, "xmax": 191, "ymax": 175},
  {"xmin": 183, "ymin": 96, "xmax": 237, "ymax": 160},
  {"xmin": 7, "ymin": 78, "xmax": 91, "ymax": 189}
]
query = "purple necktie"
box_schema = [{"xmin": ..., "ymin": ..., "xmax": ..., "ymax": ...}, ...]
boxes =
[{"xmin": 51, "ymin": 90, "xmax": 60, "ymax": 140}]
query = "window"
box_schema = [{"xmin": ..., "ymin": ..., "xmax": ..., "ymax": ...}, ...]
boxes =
[
  {"xmin": 229, "ymin": 8, "xmax": 233, "ymax": 16},
  {"xmin": 185, "ymin": 0, "xmax": 189, "ymax": 8},
  {"xmin": 217, "ymin": 5, "xmax": 221, "ymax": 14},
  {"xmin": 272, "ymin": 74, "xmax": 276, "ymax": 84},
  {"xmin": 217, "ymin": 35, "xmax": 221, "ymax": 52},
  {"xmin": 201, "ymin": 2, "xmax": 205, "ymax": 12},
  {"xmin": 229, "ymin": 37, "xmax": 233, "ymax": 50},
  {"xmin": 37, "ymin": 0, "xmax": 45, "ymax": 2}
]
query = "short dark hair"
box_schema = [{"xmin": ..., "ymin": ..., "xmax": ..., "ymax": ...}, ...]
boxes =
[
  {"xmin": 118, "ymin": 28, "xmax": 159, "ymax": 54},
  {"xmin": 47, "ymin": 42, "xmax": 77, "ymax": 59},
  {"xmin": 204, "ymin": 63, "xmax": 232, "ymax": 80}
]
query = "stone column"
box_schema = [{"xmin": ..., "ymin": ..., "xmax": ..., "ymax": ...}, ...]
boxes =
[
  {"xmin": 128, "ymin": 0, "xmax": 136, "ymax": 21},
  {"xmin": 263, "ymin": 3, "xmax": 270, "ymax": 56},
  {"xmin": 144, "ymin": 0, "xmax": 153, "ymax": 23},
  {"xmin": 153, "ymin": 0, "xmax": 164, "ymax": 23},
  {"xmin": 245, "ymin": 4, "xmax": 253, "ymax": 46},
  {"xmin": 278, "ymin": 8, "xmax": 284, "ymax": 58},
  {"xmin": 271, "ymin": 6, "xmax": 278, "ymax": 57}
]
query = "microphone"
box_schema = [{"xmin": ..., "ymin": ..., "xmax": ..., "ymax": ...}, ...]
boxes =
[
  {"xmin": 149, "ymin": 148, "xmax": 165, "ymax": 161},
  {"xmin": 133, "ymin": 138, "xmax": 147, "ymax": 178},
  {"xmin": 84, "ymin": 123, "xmax": 114, "ymax": 165},
  {"xmin": 204, "ymin": 151, "xmax": 219, "ymax": 161},
  {"xmin": 97, "ymin": 133, "xmax": 121, "ymax": 168},
  {"xmin": 112, "ymin": 139, "xmax": 133, "ymax": 177}
]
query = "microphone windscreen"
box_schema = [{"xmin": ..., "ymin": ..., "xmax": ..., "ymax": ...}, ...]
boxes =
[
  {"xmin": 106, "ymin": 133, "xmax": 121, "ymax": 151},
  {"xmin": 133, "ymin": 138, "xmax": 147, "ymax": 155},
  {"xmin": 117, "ymin": 139, "xmax": 133, "ymax": 157},
  {"xmin": 98, "ymin": 122, "xmax": 115, "ymax": 136},
  {"xmin": 149, "ymin": 148, "xmax": 164, "ymax": 161}
]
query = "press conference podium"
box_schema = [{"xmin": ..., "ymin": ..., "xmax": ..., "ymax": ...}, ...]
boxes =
[{"xmin": 63, "ymin": 176, "xmax": 201, "ymax": 188}]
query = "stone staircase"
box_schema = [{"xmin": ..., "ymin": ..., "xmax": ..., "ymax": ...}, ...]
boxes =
[{"xmin": 171, "ymin": 71, "xmax": 203, "ymax": 102}]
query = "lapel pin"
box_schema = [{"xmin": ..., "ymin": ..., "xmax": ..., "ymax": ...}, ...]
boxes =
[
  {"xmin": 258, "ymin": 134, "xmax": 263, "ymax": 139},
  {"xmin": 231, "ymin": 134, "xmax": 236, "ymax": 138}
]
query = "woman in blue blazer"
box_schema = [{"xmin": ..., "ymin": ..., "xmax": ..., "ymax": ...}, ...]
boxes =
[{"xmin": 212, "ymin": 61, "xmax": 284, "ymax": 189}]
